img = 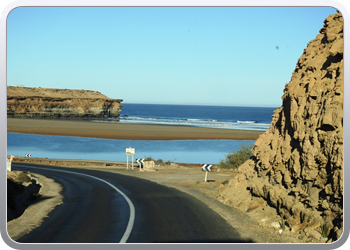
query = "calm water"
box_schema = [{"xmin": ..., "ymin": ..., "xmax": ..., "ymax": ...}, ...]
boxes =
[
  {"xmin": 7, "ymin": 132, "xmax": 254, "ymax": 164},
  {"xmin": 7, "ymin": 104, "xmax": 276, "ymax": 164}
]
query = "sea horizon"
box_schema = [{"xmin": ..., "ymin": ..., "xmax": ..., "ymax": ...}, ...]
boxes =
[{"xmin": 121, "ymin": 102, "xmax": 280, "ymax": 108}]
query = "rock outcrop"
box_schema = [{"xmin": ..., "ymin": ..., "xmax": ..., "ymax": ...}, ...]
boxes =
[
  {"xmin": 7, "ymin": 86, "xmax": 123, "ymax": 119},
  {"xmin": 7, "ymin": 172, "xmax": 42, "ymax": 222},
  {"xmin": 217, "ymin": 13, "xmax": 343, "ymax": 242}
]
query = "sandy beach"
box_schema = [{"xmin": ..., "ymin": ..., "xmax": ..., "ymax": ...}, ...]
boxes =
[{"xmin": 7, "ymin": 118, "xmax": 264, "ymax": 140}]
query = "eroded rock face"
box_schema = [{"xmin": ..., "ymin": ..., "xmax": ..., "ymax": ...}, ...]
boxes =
[
  {"xmin": 7, "ymin": 87, "xmax": 123, "ymax": 119},
  {"xmin": 217, "ymin": 13, "xmax": 343, "ymax": 241},
  {"xmin": 7, "ymin": 178, "xmax": 41, "ymax": 222}
]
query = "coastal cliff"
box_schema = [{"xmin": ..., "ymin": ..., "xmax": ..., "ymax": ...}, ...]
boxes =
[
  {"xmin": 7, "ymin": 86, "xmax": 123, "ymax": 119},
  {"xmin": 217, "ymin": 13, "xmax": 343, "ymax": 241}
]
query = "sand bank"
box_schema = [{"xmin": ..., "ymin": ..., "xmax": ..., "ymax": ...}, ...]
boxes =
[{"xmin": 7, "ymin": 118, "xmax": 264, "ymax": 140}]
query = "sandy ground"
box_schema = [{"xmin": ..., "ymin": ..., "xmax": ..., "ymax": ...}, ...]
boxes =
[{"xmin": 7, "ymin": 118, "xmax": 264, "ymax": 140}]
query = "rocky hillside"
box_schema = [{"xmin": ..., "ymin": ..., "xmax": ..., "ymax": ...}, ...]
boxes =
[
  {"xmin": 217, "ymin": 13, "xmax": 343, "ymax": 242},
  {"xmin": 7, "ymin": 86, "xmax": 123, "ymax": 119}
]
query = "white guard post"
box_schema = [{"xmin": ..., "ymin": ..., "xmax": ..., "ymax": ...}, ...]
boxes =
[
  {"xmin": 202, "ymin": 164, "xmax": 213, "ymax": 182},
  {"xmin": 7, "ymin": 155, "xmax": 14, "ymax": 171},
  {"xmin": 126, "ymin": 147, "xmax": 135, "ymax": 169}
]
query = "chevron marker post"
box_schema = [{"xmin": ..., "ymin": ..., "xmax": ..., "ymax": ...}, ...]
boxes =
[
  {"xmin": 202, "ymin": 164, "xmax": 212, "ymax": 182},
  {"xmin": 136, "ymin": 158, "xmax": 144, "ymax": 171}
]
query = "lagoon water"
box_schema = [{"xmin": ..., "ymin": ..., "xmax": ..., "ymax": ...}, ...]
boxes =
[
  {"xmin": 7, "ymin": 104, "xmax": 276, "ymax": 164},
  {"xmin": 7, "ymin": 132, "xmax": 255, "ymax": 164}
]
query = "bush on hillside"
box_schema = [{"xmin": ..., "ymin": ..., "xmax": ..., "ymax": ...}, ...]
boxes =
[
  {"xmin": 143, "ymin": 156, "xmax": 170, "ymax": 166},
  {"xmin": 219, "ymin": 144, "xmax": 253, "ymax": 170}
]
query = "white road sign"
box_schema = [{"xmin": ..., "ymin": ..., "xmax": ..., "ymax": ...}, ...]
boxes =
[{"xmin": 126, "ymin": 147, "xmax": 135, "ymax": 155}]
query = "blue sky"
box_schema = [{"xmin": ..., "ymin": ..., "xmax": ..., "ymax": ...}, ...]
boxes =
[{"xmin": 7, "ymin": 7, "xmax": 338, "ymax": 107}]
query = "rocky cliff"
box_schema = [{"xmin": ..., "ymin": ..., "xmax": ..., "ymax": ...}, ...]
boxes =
[
  {"xmin": 217, "ymin": 13, "xmax": 343, "ymax": 242},
  {"xmin": 7, "ymin": 86, "xmax": 123, "ymax": 119}
]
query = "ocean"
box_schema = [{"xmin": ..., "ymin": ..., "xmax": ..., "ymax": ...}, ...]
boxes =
[
  {"xmin": 7, "ymin": 104, "xmax": 277, "ymax": 164},
  {"xmin": 95, "ymin": 103, "xmax": 276, "ymax": 131}
]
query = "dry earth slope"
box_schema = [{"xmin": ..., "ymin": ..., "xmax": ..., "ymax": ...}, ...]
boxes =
[{"xmin": 217, "ymin": 13, "xmax": 343, "ymax": 242}]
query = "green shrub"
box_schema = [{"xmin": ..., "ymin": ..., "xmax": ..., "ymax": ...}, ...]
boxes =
[
  {"xmin": 143, "ymin": 156, "xmax": 168, "ymax": 166},
  {"xmin": 281, "ymin": 216, "xmax": 286, "ymax": 230},
  {"xmin": 221, "ymin": 180, "xmax": 229, "ymax": 186},
  {"xmin": 219, "ymin": 144, "xmax": 253, "ymax": 170},
  {"xmin": 321, "ymin": 223, "xmax": 329, "ymax": 238},
  {"xmin": 154, "ymin": 159, "xmax": 164, "ymax": 165},
  {"xmin": 144, "ymin": 156, "xmax": 154, "ymax": 161}
]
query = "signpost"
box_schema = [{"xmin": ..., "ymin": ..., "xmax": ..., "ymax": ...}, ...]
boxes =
[
  {"xmin": 136, "ymin": 158, "xmax": 144, "ymax": 171},
  {"xmin": 7, "ymin": 155, "xmax": 14, "ymax": 171},
  {"xmin": 126, "ymin": 147, "xmax": 135, "ymax": 169},
  {"xmin": 202, "ymin": 164, "xmax": 213, "ymax": 182}
]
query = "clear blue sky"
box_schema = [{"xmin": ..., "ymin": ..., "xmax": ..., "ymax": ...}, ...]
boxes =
[{"xmin": 7, "ymin": 7, "xmax": 337, "ymax": 107}]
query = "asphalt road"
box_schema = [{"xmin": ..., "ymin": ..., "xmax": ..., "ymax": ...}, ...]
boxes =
[{"xmin": 12, "ymin": 163, "xmax": 244, "ymax": 243}]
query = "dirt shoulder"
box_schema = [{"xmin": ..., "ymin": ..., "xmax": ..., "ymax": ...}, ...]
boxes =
[{"xmin": 6, "ymin": 171, "xmax": 63, "ymax": 242}]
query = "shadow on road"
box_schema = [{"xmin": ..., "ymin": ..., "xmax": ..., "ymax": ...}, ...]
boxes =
[{"xmin": 154, "ymin": 239, "xmax": 255, "ymax": 243}]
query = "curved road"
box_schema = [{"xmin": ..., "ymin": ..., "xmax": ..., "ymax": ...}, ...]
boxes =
[{"xmin": 12, "ymin": 163, "xmax": 244, "ymax": 243}]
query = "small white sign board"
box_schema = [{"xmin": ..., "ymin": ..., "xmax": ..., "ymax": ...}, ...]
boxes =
[{"xmin": 126, "ymin": 147, "xmax": 135, "ymax": 155}]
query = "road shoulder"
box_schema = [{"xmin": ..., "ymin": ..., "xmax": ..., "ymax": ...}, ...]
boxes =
[{"xmin": 6, "ymin": 173, "xmax": 63, "ymax": 242}]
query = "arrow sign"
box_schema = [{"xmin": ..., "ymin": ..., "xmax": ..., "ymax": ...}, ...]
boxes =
[
  {"xmin": 136, "ymin": 158, "xmax": 144, "ymax": 171},
  {"xmin": 202, "ymin": 164, "xmax": 212, "ymax": 182},
  {"xmin": 136, "ymin": 158, "xmax": 144, "ymax": 164},
  {"xmin": 202, "ymin": 164, "xmax": 212, "ymax": 172}
]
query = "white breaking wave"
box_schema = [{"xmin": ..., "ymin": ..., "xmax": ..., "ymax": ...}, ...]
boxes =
[
  {"xmin": 237, "ymin": 120, "xmax": 256, "ymax": 124},
  {"xmin": 90, "ymin": 116, "xmax": 270, "ymax": 131}
]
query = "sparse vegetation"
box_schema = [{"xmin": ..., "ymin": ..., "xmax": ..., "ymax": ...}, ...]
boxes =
[
  {"xmin": 16, "ymin": 172, "xmax": 31, "ymax": 183},
  {"xmin": 218, "ymin": 144, "xmax": 253, "ymax": 170},
  {"xmin": 280, "ymin": 216, "xmax": 286, "ymax": 230},
  {"xmin": 144, "ymin": 156, "xmax": 173, "ymax": 166},
  {"xmin": 221, "ymin": 180, "xmax": 229, "ymax": 186},
  {"xmin": 144, "ymin": 156, "xmax": 154, "ymax": 162},
  {"xmin": 321, "ymin": 223, "xmax": 329, "ymax": 238}
]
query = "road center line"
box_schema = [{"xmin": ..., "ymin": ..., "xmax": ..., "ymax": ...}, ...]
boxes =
[{"xmin": 15, "ymin": 165, "xmax": 135, "ymax": 243}]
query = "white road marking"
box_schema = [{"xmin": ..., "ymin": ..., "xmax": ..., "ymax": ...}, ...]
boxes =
[{"xmin": 15, "ymin": 165, "xmax": 135, "ymax": 243}]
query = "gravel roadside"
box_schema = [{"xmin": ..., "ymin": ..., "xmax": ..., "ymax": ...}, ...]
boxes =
[{"xmin": 7, "ymin": 173, "xmax": 63, "ymax": 242}]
